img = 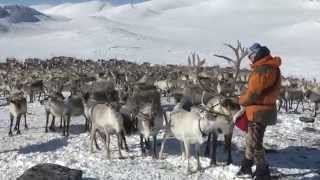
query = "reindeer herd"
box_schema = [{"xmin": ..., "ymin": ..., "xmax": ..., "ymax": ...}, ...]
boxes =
[{"xmin": 1, "ymin": 43, "xmax": 320, "ymax": 172}]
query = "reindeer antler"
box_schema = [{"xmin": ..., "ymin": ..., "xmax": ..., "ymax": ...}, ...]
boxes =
[{"xmin": 214, "ymin": 40, "xmax": 248, "ymax": 93}]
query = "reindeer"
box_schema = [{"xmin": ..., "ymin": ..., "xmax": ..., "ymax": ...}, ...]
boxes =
[
  {"xmin": 8, "ymin": 92, "xmax": 27, "ymax": 136},
  {"xmin": 120, "ymin": 83, "xmax": 165, "ymax": 158},
  {"xmin": 62, "ymin": 94, "xmax": 88, "ymax": 137},
  {"xmin": 159, "ymin": 97, "xmax": 240, "ymax": 172},
  {"xmin": 201, "ymin": 94, "xmax": 240, "ymax": 165},
  {"xmin": 304, "ymin": 89, "xmax": 320, "ymax": 117},
  {"xmin": 40, "ymin": 91, "xmax": 65, "ymax": 132},
  {"xmin": 89, "ymin": 103, "xmax": 125, "ymax": 159}
]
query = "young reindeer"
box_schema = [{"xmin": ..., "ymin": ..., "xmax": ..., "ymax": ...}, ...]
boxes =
[
  {"xmin": 90, "ymin": 103, "xmax": 125, "ymax": 159},
  {"xmin": 8, "ymin": 92, "xmax": 28, "ymax": 136},
  {"xmin": 40, "ymin": 91, "xmax": 65, "ymax": 132},
  {"xmin": 63, "ymin": 94, "xmax": 88, "ymax": 137},
  {"xmin": 136, "ymin": 102, "xmax": 164, "ymax": 158}
]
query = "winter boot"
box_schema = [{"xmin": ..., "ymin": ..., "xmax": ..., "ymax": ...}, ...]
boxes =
[
  {"xmin": 236, "ymin": 158, "xmax": 254, "ymax": 176},
  {"xmin": 253, "ymin": 163, "xmax": 271, "ymax": 180}
]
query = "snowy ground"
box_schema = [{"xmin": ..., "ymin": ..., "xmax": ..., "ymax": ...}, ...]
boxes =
[{"xmin": 0, "ymin": 98, "xmax": 319, "ymax": 180}]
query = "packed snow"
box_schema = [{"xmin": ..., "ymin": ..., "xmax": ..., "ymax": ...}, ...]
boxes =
[
  {"xmin": 0, "ymin": 97, "xmax": 319, "ymax": 179},
  {"xmin": 0, "ymin": 0, "xmax": 320, "ymax": 79}
]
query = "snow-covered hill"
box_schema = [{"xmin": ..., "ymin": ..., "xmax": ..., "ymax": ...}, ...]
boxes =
[
  {"xmin": 0, "ymin": 5, "xmax": 49, "ymax": 23},
  {"xmin": 0, "ymin": 0, "xmax": 320, "ymax": 79}
]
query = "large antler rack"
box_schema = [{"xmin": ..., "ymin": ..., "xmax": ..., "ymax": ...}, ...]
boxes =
[{"xmin": 214, "ymin": 40, "xmax": 248, "ymax": 93}]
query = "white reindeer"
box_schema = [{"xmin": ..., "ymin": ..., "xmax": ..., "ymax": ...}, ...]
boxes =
[
  {"xmin": 159, "ymin": 103, "xmax": 214, "ymax": 172},
  {"xmin": 90, "ymin": 103, "xmax": 125, "ymax": 159},
  {"xmin": 159, "ymin": 96, "xmax": 240, "ymax": 172}
]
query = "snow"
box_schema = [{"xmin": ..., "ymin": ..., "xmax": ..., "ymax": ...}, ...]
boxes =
[
  {"xmin": 0, "ymin": 98, "xmax": 319, "ymax": 179},
  {"xmin": 0, "ymin": 5, "xmax": 47, "ymax": 23}
]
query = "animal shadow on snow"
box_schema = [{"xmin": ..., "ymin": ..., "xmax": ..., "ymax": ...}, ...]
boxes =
[
  {"xmin": 267, "ymin": 146, "xmax": 320, "ymax": 179},
  {"xmin": 49, "ymin": 124, "xmax": 87, "ymax": 136},
  {"xmin": 18, "ymin": 137, "xmax": 68, "ymax": 154},
  {"xmin": 160, "ymin": 138, "xmax": 243, "ymax": 164}
]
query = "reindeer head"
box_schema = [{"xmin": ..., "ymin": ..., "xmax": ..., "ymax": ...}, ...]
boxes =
[{"xmin": 137, "ymin": 103, "xmax": 156, "ymax": 137}]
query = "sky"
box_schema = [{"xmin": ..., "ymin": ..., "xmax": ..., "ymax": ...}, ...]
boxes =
[{"xmin": 0, "ymin": 0, "xmax": 144, "ymax": 5}]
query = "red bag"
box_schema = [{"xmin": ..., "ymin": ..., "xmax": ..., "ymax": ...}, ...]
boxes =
[{"xmin": 235, "ymin": 112, "xmax": 249, "ymax": 132}]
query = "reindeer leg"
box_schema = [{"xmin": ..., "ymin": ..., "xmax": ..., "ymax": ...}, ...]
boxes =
[
  {"xmin": 117, "ymin": 133, "xmax": 124, "ymax": 159},
  {"xmin": 14, "ymin": 116, "xmax": 18, "ymax": 131},
  {"xmin": 45, "ymin": 112, "xmax": 50, "ymax": 133},
  {"xmin": 29, "ymin": 93, "xmax": 33, "ymax": 103},
  {"xmin": 106, "ymin": 133, "xmax": 111, "ymax": 159},
  {"xmin": 314, "ymin": 103, "xmax": 318, "ymax": 117},
  {"xmin": 38, "ymin": 92, "xmax": 41, "ymax": 101},
  {"xmin": 294, "ymin": 100, "xmax": 300, "ymax": 113},
  {"xmin": 184, "ymin": 141, "xmax": 191, "ymax": 173},
  {"xmin": 195, "ymin": 143, "xmax": 202, "ymax": 172},
  {"xmin": 94, "ymin": 130, "xmax": 103, "ymax": 151},
  {"xmin": 24, "ymin": 113, "xmax": 28, "ymax": 129},
  {"xmin": 204, "ymin": 133, "xmax": 212, "ymax": 157},
  {"xmin": 225, "ymin": 134, "xmax": 233, "ymax": 165},
  {"xmin": 59, "ymin": 116, "xmax": 63, "ymax": 128},
  {"xmin": 16, "ymin": 115, "xmax": 21, "ymax": 135},
  {"xmin": 66, "ymin": 116, "xmax": 71, "ymax": 137},
  {"xmin": 152, "ymin": 135, "xmax": 158, "ymax": 159},
  {"xmin": 278, "ymin": 99, "xmax": 282, "ymax": 112},
  {"xmin": 84, "ymin": 115, "xmax": 88, "ymax": 131},
  {"xmin": 9, "ymin": 114, "xmax": 13, "ymax": 136},
  {"xmin": 140, "ymin": 134, "xmax": 146, "ymax": 156},
  {"xmin": 50, "ymin": 116, "xmax": 56, "ymax": 132},
  {"xmin": 90, "ymin": 126, "xmax": 96, "ymax": 153},
  {"xmin": 121, "ymin": 131, "xmax": 129, "ymax": 152},
  {"xmin": 159, "ymin": 130, "xmax": 169, "ymax": 159},
  {"xmin": 210, "ymin": 133, "xmax": 218, "ymax": 166},
  {"xmin": 62, "ymin": 116, "xmax": 66, "ymax": 136},
  {"xmin": 145, "ymin": 137, "xmax": 151, "ymax": 150},
  {"xmin": 302, "ymin": 100, "xmax": 305, "ymax": 112}
]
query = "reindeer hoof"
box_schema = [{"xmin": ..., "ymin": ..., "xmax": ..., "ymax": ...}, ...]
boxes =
[
  {"xmin": 8, "ymin": 131, "xmax": 13, "ymax": 136},
  {"xmin": 152, "ymin": 154, "xmax": 159, "ymax": 159},
  {"xmin": 125, "ymin": 147, "xmax": 130, "ymax": 152},
  {"xmin": 210, "ymin": 160, "xmax": 217, "ymax": 166},
  {"xmin": 45, "ymin": 129, "xmax": 48, "ymax": 133},
  {"xmin": 119, "ymin": 156, "xmax": 125, "ymax": 160},
  {"xmin": 227, "ymin": 160, "xmax": 232, "ymax": 165},
  {"xmin": 16, "ymin": 130, "xmax": 21, "ymax": 135},
  {"xmin": 14, "ymin": 126, "xmax": 18, "ymax": 131},
  {"xmin": 197, "ymin": 167, "xmax": 204, "ymax": 172}
]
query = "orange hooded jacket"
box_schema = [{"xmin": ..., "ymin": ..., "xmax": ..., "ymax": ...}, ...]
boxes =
[{"xmin": 239, "ymin": 55, "xmax": 282, "ymax": 121}]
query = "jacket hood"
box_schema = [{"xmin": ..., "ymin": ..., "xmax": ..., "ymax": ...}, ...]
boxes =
[{"xmin": 251, "ymin": 55, "xmax": 281, "ymax": 69}]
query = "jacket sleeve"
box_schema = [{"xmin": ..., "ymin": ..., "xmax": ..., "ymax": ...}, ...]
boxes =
[{"xmin": 239, "ymin": 66, "xmax": 277, "ymax": 106}]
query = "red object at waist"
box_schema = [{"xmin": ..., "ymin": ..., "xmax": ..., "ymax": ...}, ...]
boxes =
[{"xmin": 235, "ymin": 113, "xmax": 248, "ymax": 132}]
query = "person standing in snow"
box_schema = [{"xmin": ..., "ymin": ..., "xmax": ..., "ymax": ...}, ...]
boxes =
[{"xmin": 236, "ymin": 43, "xmax": 281, "ymax": 180}]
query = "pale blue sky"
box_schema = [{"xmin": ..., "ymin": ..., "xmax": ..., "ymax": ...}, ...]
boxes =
[{"xmin": 0, "ymin": 0, "xmax": 144, "ymax": 5}]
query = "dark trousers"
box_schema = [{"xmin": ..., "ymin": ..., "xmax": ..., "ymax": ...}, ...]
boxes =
[{"xmin": 245, "ymin": 121, "xmax": 267, "ymax": 165}]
